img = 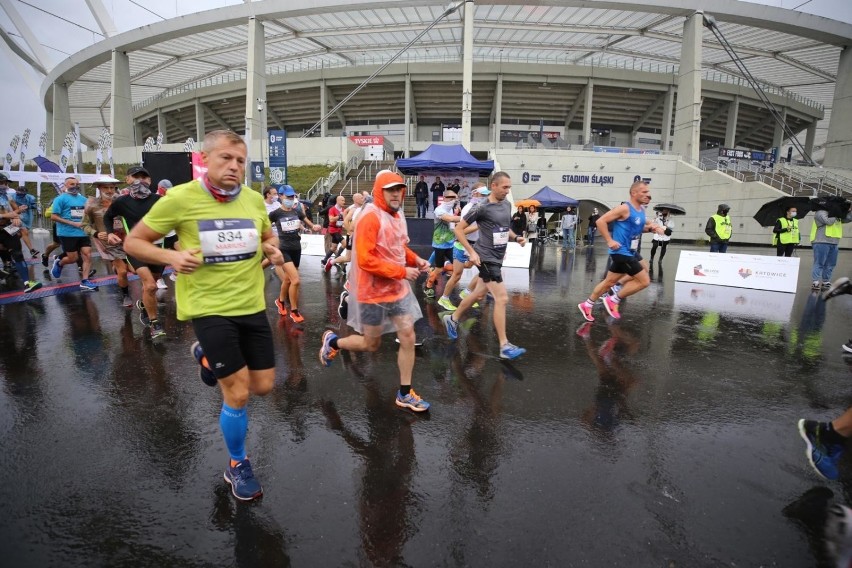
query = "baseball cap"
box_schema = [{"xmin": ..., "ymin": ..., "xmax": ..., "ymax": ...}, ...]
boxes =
[
  {"xmin": 92, "ymin": 175, "xmax": 120, "ymax": 185},
  {"xmin": 473, "ymin": 186, "xmax": 491, "ymax": 195},
  {"xmin": 278, "ymin": 185, "xmax": 296, "ymax": 196},
  {"xmin": 0, "ymin": 172, "xmax": 8, "ymax": 182},
  {"xmin": 127, "ymin": 165, "xmax": 150, "ymax": 177},
  {"xmin": 157, "ymin": 179, "xmax": 173, "ymax": 190},
  {"xmin": 375, "ymin": 170, "xmax": 406, "ymax": 189}
]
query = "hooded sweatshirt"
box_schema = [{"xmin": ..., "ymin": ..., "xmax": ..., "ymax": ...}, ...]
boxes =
[{"xmin": 352, "ymin": 178, "xmax": 419, "ymax": 304}]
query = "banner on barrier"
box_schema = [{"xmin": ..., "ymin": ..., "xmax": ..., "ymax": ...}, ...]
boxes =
[
  {"xmin": 674, "ymin": 250, "xmax": 799, "ymax": 293},
  {"xmin": 503, "ymin": 242, "xmax": 532, "ymax": 269},
  {"xmin": 673, "ymin": 281, "xmax": 794, "ymax": 322},
  {"xmin": 300, "ymin": 233, "xmax": 326, "ymax": 256}
]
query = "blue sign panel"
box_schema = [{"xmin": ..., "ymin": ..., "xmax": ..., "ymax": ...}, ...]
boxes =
[
  {"xmin": 250, "ymin": 161, "xmax": 264, "ymax": 182},
  {"xmin": 268, "ymin": 129, "xmax": 287, "ymax": 185}
]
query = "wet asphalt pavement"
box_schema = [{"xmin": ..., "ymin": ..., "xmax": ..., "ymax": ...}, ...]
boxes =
[{"xmin": 2, "ymin": 243, "xmax": 852, "ymax": 567}]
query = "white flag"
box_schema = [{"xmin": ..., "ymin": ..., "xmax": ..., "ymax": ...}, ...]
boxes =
[
  {"xmin": 4, "ymin": 134, "xmax": 20, "ymax": 171},
  {"xmin": 17, "ymin": 129, "xmax": 30, "ymax": 187}
]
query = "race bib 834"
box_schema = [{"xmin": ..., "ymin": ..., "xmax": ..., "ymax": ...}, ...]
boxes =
[{"xmin": 198, "ymin": 219, "xmax": 259, "ymax": 264}]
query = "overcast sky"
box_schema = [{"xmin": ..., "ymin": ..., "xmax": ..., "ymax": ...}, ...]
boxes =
[{"xmin": 0, "ymin": 0, "xmax": 850, "ymax": 156}]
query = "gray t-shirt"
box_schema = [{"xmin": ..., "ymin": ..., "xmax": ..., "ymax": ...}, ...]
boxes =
[{"xmin": 463, "ymin": 199, "xmax": 512, "ymax": 263}]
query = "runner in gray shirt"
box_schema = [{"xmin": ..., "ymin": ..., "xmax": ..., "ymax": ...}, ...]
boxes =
[{"xmin": 443, "ymin": 171, "xmax": 527, "ymax": 360}]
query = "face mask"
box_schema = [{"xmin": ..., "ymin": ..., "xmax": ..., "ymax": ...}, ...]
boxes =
[
  {"xmin": 282, "ymin": 198, "xmax": 295, "ymax": 208},
  {"xmin": 129, "ymin": 180, "xmax": 151, "ymax": 199},
  {"xmin": 790, "ymin": 212, "xmax": 797, "ymax": 218},
  {"xmin": 66, "ymin": 185, "xmax": 79, "ymax": 194}
]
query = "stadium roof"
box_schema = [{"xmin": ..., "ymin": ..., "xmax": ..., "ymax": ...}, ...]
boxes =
[{"xmin": 36, "ymin": 0, "xmax": 852, "ymax": 155}]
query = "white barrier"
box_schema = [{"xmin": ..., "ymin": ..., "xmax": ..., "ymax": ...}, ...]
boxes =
[
  {"xmin": 503, "ymin": 241, "xmax": 532, "ymax": 269},
  {"xmin": 673, "ymin": 281, "xmax": 794, "ymax": 322},
  {"xmin": 461, "ymin": 265, "xmax": 530, "ymax": 292},
  {"xmin": 300, "ymin": 234, "xmax": 326, "ymax": 256},
  {"xmin": 674, "ymin": 250, "xmax": 800, "ymax": 293}
]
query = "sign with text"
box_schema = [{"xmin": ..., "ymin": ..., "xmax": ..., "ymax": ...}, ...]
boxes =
[
  {"xmin": 674, "ymin": 250, "xmax": 799, "ymax": 293},
  {"xmin": 250, "ymin": 161, "xmax": 264, "ymax": 182},
  {"xmin": 268, "ymin": 129, "xmax": 287, "ymax": 185}
]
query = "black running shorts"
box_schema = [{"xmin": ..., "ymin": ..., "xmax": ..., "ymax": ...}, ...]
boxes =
[
  {"xmin": 191, "ymin": 311, "xmax": 274, "ymax": 378},
  {"xmin": 58, "ymin": 236, "xmax": 91, "ymax": 253},
  {"xmin": 125, "ymin": 254, "xmax": 164, "ymax": 276},
  {"xmin": 608, "ymin": 254, "xmax": 644, "ymax": 276},
  {"xmin": 282, "ymin": 247, "xmax": 301, "ymax": 268},
  {"xmin": 477, "ymin": 261, "xmax": 503, "ymax": 283}
]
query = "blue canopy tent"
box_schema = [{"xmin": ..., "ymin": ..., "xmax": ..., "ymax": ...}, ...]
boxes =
[
  {"xmin": 527, "ymin": 186, "xmax": 578, "ymax": 211},
  {"xmin": 396, "ymin": 144, "xmax": 494, "ymax": 175}
]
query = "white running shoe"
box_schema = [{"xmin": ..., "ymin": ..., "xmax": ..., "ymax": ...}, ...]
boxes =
[{"xmin": 156, "ymin": 278, "xmax": 167, "ymax": 289}]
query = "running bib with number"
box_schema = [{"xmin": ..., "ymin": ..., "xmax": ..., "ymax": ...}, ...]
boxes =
[
  {"xmin": 198, "ymin": 219, "xmax": 259, "ymax": 264},
  {"xmin": 630, "ymin": 238, "xmax": 639, "ymax": 251},
  {"xmin": 70, "ymin": 206, "xmax": 84, "ymax": 219},
  {"xmin": 493, "ymin": 226, "xmax": 509, "ymax": 247},
  {"xmin": 278, "ymin": 219, "xmax": 301, "ymax": 233}
]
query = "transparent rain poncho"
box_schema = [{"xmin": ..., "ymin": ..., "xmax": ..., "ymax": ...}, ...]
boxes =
[{"xmin": 346, "ymin": 203, "xmax": 422, "ymax": 336}]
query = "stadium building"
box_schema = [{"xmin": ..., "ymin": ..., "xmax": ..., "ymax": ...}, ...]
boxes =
[{"xmin": 34, "ymin": 0, "xmax": 852, "ymax": 245}]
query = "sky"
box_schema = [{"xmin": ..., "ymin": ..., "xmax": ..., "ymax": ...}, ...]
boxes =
[{"xmin": 0, "ymin": 0, "xmax": 851, "ymax": 157}]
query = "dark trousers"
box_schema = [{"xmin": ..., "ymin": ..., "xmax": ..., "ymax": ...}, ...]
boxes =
[
  {"xmin": 709, "ymin": 241, "xmax": 728, "ymax": 253},
  {"xmin": 650, "ymin": 240, "xmax": 668, "ymax": 262},
  {"xmin": 416, "ymin": 198, "xmax": 428, "ymax": 218},
  {"xmin": 776, "ymin": 243, "xmax": 795, "ymax": 257}
]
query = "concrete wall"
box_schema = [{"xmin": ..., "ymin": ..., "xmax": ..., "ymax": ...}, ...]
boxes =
[{"xmin": 492, "ymin": 148, "xmax": 852, "ymax": 248}]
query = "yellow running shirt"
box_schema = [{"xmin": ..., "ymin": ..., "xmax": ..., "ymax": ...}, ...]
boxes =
[{"xmin": 142, "ymin": 179, "xmax": 271, "ymax": 320}]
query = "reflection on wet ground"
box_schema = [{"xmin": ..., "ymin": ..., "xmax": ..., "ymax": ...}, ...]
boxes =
[{"xmin": 2, "ymin": 243, "xmax": 852, "ymax": 566}]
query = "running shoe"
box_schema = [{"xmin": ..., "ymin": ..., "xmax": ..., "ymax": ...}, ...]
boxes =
[
  {"xmin": 798, "ymin": 419, "xmax": 844, "ymax": 481},
  {"xmin": 319, "ymin": 330, "xmax": 339, "ymax": 367},
  {"xmin": 224, "ymin": 458, "xmax": 263, "ymax": 501},
  {"xmin": 169, "ymin": 272, "xmax": 177, "ymax": 282},
  {"xmin": 459, "ymin": 289, "xmax": 471, "ymax": 299},
  {"xmin": 423, "ymin": 286, "xmax": 435, "ymax": 298},
  {"xmin": 823, "ymin": 281, "xmax": 833, "ymax": 289},
  {"xmin": 844, "ymin": 340, "xmax": 852, "ymax": 354},
  {"xmin": 602, "ymin": 295, "xmax": 621, "ymax": 319},
  {"xmin": 41, "ymin": 253, "xmax": 48, "ymax": 267},
  {"xmin": 274, "ymin": 298, "xmax": 288, "ymax": 316},
  {"xmin": 149, "ymin": 319, "xmax": 166, "ymax": 339},
  {"xmin": 79, "ymin": 279, "xmax": 98, "ymax": 292},
  {"xmin": 395, "ymin": 389, "xmax": 430, "ymax": 412},
  {"xmin": 289, "ymin": 309, "xmax": 305, "ymax": 323},
  {"xmin": 578, "ymin": 301, "xmax": 595, "ymax": 322},
  {"xmin": 324, "ymin": 256, "xmax": 335, "ymax": 273},
  {"xmin": 437, "ymin": 296, "xmax": 457, "ymax": 311},
  {"xmin": 23, "ymin": 280, "xmax": 42, "ymax": 293},
  {"xmin": 50, "ymin": 258, "xmax": 62, "ymax": 279},
  {"xmin": 156, "ymin": 278, "xmax": 167, "ymax": 290},
  {"xmin": 812, "ymin": 280, "xmax": 821, "ymax": 290},
  {"xmin": 338, "ymin": 290, "xmax": 349, "ymax": 319},
  {"xmin": 121, "ymin": 293, "xmax": 133, "ymax": 308},
  {"xmin": 29, "ymin": 249, "xmax": 41, "ymax": 259},
  {"xmin": 443, "ymin": 313, "xmax": 459, "ymax": 340},
  {"xmin": 824, "ymin": 277, "xmax": 852, "ymax": 300},
  {"xmin": 500, "ymin": 342, "xmax": 526, "ymax": 360},
  {"xmin": 78, "ymin": 267, "xmax": 96, "ymax": 278},
  {"xmin": 610, "ymin": 282, "xmax": 623, "ymax": 296},
  {"xmin": 191, "ymin": 341, "xmax": 218, "ymax": 387},
  {"xmin": 136, "ymin": 300, "xmax": 150, "ymax": 326}
]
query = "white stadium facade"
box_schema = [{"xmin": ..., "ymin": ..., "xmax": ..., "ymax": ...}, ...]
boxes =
[{"xmin": 29, "ymin": 0, "xmax": 852, "ymax": 245}]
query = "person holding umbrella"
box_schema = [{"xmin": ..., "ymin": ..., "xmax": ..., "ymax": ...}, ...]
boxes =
[
  {"xmin": 649, "ymin": 205, "xmax": 678, "ymax": 266},
  {"xmin": 772, "ymin": 205, "xmax": 800, "ymax": 257}
]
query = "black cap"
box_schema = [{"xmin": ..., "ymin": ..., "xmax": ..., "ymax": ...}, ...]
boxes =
[
  {"xmin": 127, "ymin": 165, "xmax": 150, "ymax": 177},
  {"xmin": 718, "ymin": 203, "xmax": 730, "ymax": 212},
  {"xmin": 0, "ymin": 172, "xmax": 8, "ymax": 182}
]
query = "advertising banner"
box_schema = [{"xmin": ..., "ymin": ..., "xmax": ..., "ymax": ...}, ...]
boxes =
[
  {"xmin": 674, "ymin": 250, "xmax": 799, "ymax": 293},
  {"xmin": 268, "ymin": 130, "xmax": 287, "ymax": 186},
  {"xmin": 250, "ymin": 161, "xmax": 264, "ymax": 182},
  {"xmin": 503, "ymin": 241, "xmax": 532, "ymax": 269}
]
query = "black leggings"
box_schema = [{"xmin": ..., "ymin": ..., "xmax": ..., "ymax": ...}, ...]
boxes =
[{"xmin": 650, "ymin": 240, "xmax": 668, "ymax": 261}]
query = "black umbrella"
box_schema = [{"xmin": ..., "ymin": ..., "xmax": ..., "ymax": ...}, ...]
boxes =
[
  {"xmin": 653, "ymin": 203, "xmax": 686, "ymax": 215},
  {"xmin": 753, "ymin": 196, "xmax": 813, "ymax": 228}
]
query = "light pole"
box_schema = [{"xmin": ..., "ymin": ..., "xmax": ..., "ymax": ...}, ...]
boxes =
[{"xmin": 257, "ymin": 98, "xmax": 266, "ymax": 182}]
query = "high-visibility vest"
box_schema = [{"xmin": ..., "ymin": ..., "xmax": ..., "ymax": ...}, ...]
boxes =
[
  {"xmin": 810, "ymin": 218, "xmax": 843, "ymax": 241},
  {"xmin": 774, "ymin": 217, "xmax": 799, "ymax": 245},
  {"xmin": 712, "ymin": 214, "xmax": 732, "ymax": 240}
]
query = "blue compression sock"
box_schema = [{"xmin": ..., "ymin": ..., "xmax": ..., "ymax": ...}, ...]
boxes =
[{"xmin": 219, "ymin": 404, "xmax": 248, "ymax": 462}]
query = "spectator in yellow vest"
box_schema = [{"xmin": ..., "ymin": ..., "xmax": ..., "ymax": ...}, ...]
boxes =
[
  {"xmin": 705, "ymin": 203, "xmax": 732, "ymax": 253},
  {"xmin": 772, "ymin": 206, "xmax": 799, "ymax": 257},
  {"xmin": 810, "ymin": 204, "xmax": 852, "ymax": 289}
]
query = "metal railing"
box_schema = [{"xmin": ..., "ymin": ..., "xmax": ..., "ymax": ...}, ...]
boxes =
[{"xmin": 305, "ymin": 155, "xmax": 362, "ymax": 202}]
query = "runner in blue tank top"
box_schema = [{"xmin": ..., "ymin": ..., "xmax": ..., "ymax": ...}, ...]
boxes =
[{"xmin": 577, "ymin": 181, "xmax": 665, "ymax": 321}]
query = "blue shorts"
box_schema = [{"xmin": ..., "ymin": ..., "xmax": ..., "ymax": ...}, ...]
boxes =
[{"xmin": 453, "ymin": 247, "xmax": 469, "ymax": 263}]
